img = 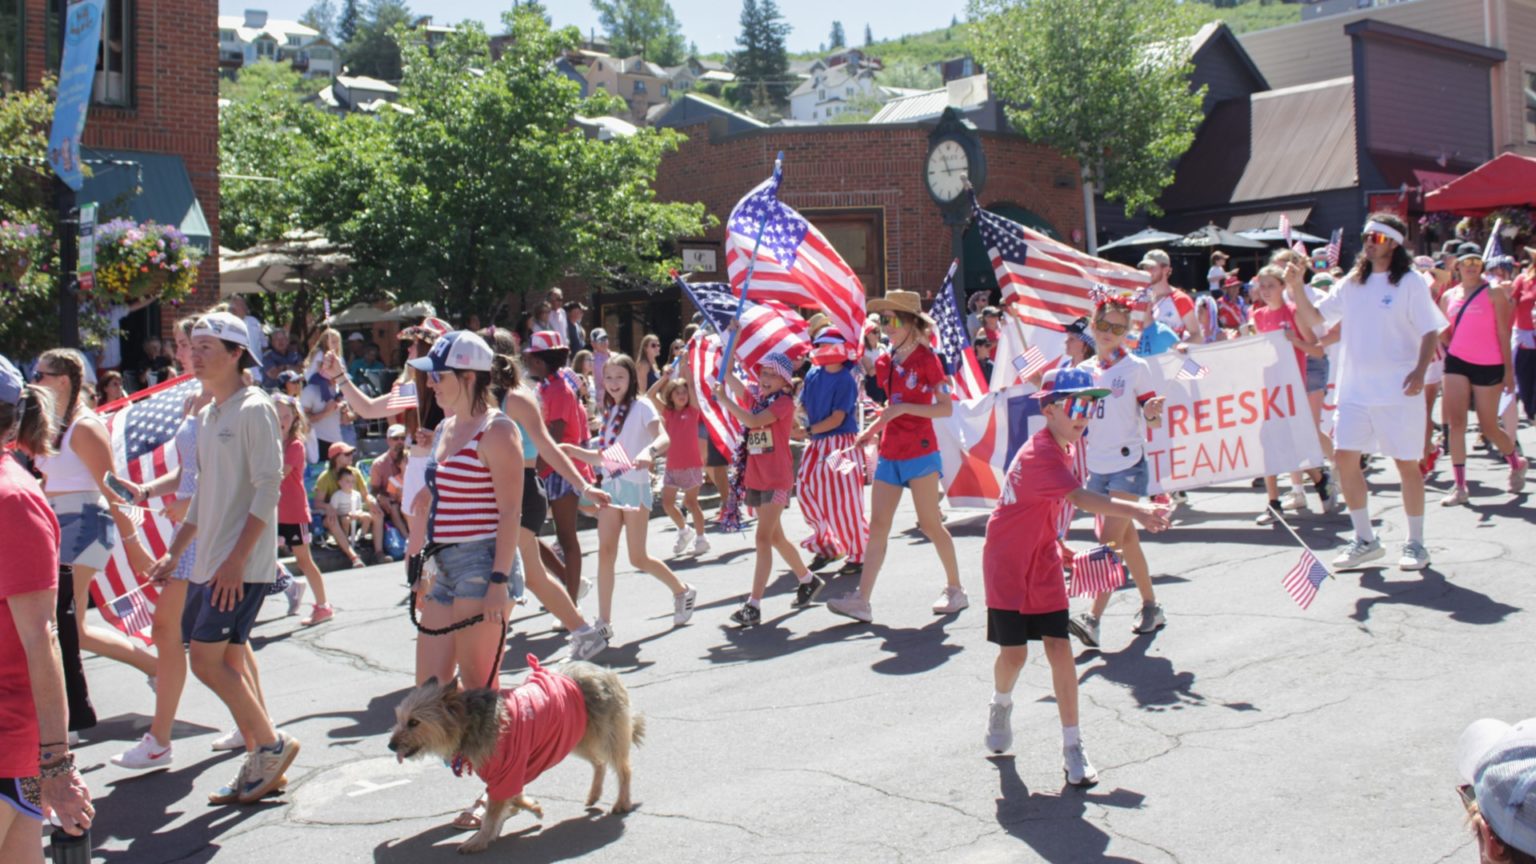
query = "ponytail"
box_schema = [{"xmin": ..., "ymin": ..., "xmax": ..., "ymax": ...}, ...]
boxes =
[
  {"xmin": 483, "ymin": 327, "xmax": 523, "ymax": 405},
  {"xmin": 37, "ymin": 348, "xmax": 85, "ymax": 434}
]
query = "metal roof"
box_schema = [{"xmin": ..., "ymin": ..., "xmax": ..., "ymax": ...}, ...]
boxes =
[
  {"xmin": 80, "ymin": 148, "xmax": 213, "ymax": 251},
  {"xmin": 868, "ymin": 89, "xmax": 984, "ymax": 125},
  {"xmin": 1231, "ymin": 77, "xmax": 1357, "ymax": 202}
]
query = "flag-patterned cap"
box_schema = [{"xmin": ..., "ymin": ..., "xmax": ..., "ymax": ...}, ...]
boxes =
[
  {"xmin": 408, "ymin": 330, "xmax": 494, "ymax": 373},
  {"xmin": 1457, "ymin": 717, "xmax": 1536, "ymax": 856},
  {"xmin": 1034, "ymin": 367, "xmax": 1111, "ymax": 401},
  {"xmin": 759, "ymin": 352, "xmax": 795, "ymax": 381},
  {"xmin": 527, "ymin": 330, "xmax": 567, "ymax": 353}
]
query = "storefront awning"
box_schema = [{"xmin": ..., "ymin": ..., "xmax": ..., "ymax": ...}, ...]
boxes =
[
  {"xmin": 1227, "ymin": 207, "xmax": 1312, "ymax": 232},
  {"xmin": 78, "ymin": 148, "xmax": 213, "ymax": 252}
]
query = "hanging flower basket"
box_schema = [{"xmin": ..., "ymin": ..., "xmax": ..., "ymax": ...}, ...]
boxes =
[
  {"xmin": 0, "ymin": 220, "xmax": 46, "ymax": 285},
  {"xmin": 90, "ymin": 219, "xmax": 203, "ymax": 305},
  {"xmin": 1484, "ymin": 207, "xmax": 1532, "ymax": 238}
]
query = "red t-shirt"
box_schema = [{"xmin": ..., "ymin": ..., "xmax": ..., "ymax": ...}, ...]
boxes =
[
  {"xmin": 744, "ymin": 393, "xmax": 795, "ymax": 491},
  {"xmin": 983, "ymin": 428, "xmax": 1078, "ymax": 615},
  {"xmin": 539, "ymin": 372, "xmax": 592, "ymax": 481},
  {"xmin": 1250, "ymin": 302, "xmax": 1306, "ymax": 376},
  {"xmin": 277, "ymin": 438, "xmax": 311, "ymax": 525},
  {"xmin": 874, "ymin": 344, "xmax": 947, "ymax": 460},
  {"xmin": 0, "ymin": 451, "xmax": 62, "ymax": 777},
  {"xmin": 1514, "ymin": 273, "xmax": 1535, "ymax": 331},
  {"xmin": 471, "ymin": 656, "xmax": 588, "ymax": 800},
  {"xmin": 663, "ymin": 405, "xmax": 703, "ymax": 471}
]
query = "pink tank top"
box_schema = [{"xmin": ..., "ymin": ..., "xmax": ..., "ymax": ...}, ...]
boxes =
[{"xmin": 1446, "ymin": 285, "xmax": 1502, "ymax": 366}]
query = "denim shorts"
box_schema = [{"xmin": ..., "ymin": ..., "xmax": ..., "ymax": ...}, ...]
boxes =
[
  {"xmin": 52, "ymin": 492, "xmax": 117, "ymax": 571},
  {"xmin": 873, "ymin": 451, "xmax": 943, "ymax": 488},
  {"xmin": 1086, "ymin": 458, "xmax": 1149, "ymax": 498},
  {"xmin": 426, "ymin": 537, "xmax": 523, "ymax": 606},
  {"xmin": 1304, "ymin": 355, "xmax": 1330, "ymax": 393}
]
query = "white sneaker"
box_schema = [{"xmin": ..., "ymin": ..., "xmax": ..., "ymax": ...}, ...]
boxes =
[
  {"xmin": 931, "ymin": 585, "xmax": 969, "ymax": 615},
  {"xmin": 285, "ymin": 577, "xmax": 307, "ymax": 616},
  {"xmin": 67, "ymin": 731, "xmax": 80, "ymax": 746},
  {"xmin": 1332, "ymin": 537, "xmax": 1384, "ymax": 570},
  {"xmin": 672, "ymin": 585, "xmax": 697, "ymax": 626},
  {"xmin": 1284, "ymin": 488, "xmax": 1309, "ymax": 512},
  {"xmin": 568, "ymin": 625, "xmax": 608, "ymax": 662},
  {"xmin": 1063, "ymin": 744, "xmax": 1099, "ymax": 787},
  {"xmin": 985, "ymin": 702, "xmax": 1013, "ymax": 753},
  {"xmin": 1398, "ymin": 541, "xmax": 1431, "ymax": 571},
  {"xmin": 1440, "ymin": 487, "xmax": 1470, "ymax": 507},
  {"xmin": 577, "ymin": 577, "xmax": 592, "ymax": 601},
  {"xmin": 672, "ymin": 526, "xmax": 695, "ymax": 556},
  {"xmin": 210, "ymin": 728, "xmax": 246, "ymax": 752},
  {"xmin": 111, "ymin": 733, "xmax": 173, "ymax": 770},
  {"xmin": 690, "ymin": 534, "xmax": 711, "ymax": 556}
]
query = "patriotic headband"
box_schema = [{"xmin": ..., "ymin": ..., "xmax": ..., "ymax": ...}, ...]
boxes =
[{"xmin": 1363, "ymin": 220, "xmax": 1405, "ymax": 245}]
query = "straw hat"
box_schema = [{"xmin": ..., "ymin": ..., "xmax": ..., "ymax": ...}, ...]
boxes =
[{"xmin": 866, "ymin": 290, "xmax": 934, "ymax": 326}]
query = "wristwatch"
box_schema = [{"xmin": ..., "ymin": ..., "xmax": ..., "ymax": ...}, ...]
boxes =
[{"xmin": 488, "ymin": 571, "xmax": 510, "ymax": 585}]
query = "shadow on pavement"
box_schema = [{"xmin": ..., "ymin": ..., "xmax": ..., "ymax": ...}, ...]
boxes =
[
  {"xmin": 702, "ymin": 609, "xmax": 862, "ymax": 664},
  {"xmin": 284, "ymin": 686, "xmax": 415, "ymax": 739},
  {"xmin": 868, "ymin": 617, "xmax": 965, "ymax": 676},
  {"xmin": 990, "ymin": 756, "xmax": 1147, "ymax": 863},
  {"xmin": 93, "ymin": 755, "xmax": 272, "ymax": 863},
  {"xmin": 1077, "ymin": 635, "xmax": 1222, "ymax": 713},
  {"xmin": 373, "ymin": 809, "xmax": 626, "ymax": 862},
  {"xmin": 1350, "ymin": 567, "xmax": 1521, "ymax": 626}
]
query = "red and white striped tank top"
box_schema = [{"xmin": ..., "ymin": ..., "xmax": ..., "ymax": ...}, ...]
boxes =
[{"xmin": 425, "ymin": 421, "xmax": 499, "ymax": 543}]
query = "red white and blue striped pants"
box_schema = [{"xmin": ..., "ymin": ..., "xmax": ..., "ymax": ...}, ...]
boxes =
[{"xmin": 797, "ymin": 433, "xmax": 868, "ymax": 563}]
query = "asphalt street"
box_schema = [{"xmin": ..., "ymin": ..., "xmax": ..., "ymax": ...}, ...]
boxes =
[{"xmin": 62, "ymin": 428, "xmax": 1534, "ymax": 864}]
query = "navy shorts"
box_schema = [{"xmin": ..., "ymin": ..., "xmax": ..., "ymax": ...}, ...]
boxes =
[
  {"xmin": 986, "ymin": 608, "xmax": 1070, "ymax": 646},
  {"xmin": 183, "ymin": 580, "xmax": 269, "ymax": 645},
  {"xmin": 521, "ymin": 468, "xmax": 548, "ymax": 532}
]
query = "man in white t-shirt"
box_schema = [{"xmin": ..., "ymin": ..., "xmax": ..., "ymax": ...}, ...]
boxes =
[
  {"xmin": 1206, "ymin": 251, "xmax": 1233, "ymax": 293},
  {"xmin": 1292, "ymin": 214, "xmax": 1448, "ymax": 572},
  {"xmin": 1140, "ymin": 249, "xmax": 1204, "ymax": 342},
  {"xmin": 229, "ymin": 295, "xmax": 266, "ymax": 358}
]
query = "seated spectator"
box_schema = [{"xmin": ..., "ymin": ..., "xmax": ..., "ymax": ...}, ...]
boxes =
[
  {"xmin": 262, "ymin": 329, "xmax": 303, "ymax": 390},
  {"xmin": 1456, "ymin": 717, "xmax": 1536, "ymax": 864},
  {"xmin": 312, "ymin": 442, "xmax": 377, "ymax": 568},
  {"xmin": 141, "ymin": 337, "xmax": 174, "ymax": 386},
  {"xmin": 329, "ymin": 472, "xmax": 369, "ymax": 542},
  {"xmin": 348, "ymin": 342, "xmax": 386, "ymax": 389},
  {"xmin": 369, "ymin": 424, "xmax": 409, "ymax": 540}
]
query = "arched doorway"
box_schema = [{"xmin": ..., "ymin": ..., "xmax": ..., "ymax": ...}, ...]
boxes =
[{"xmin": 962, "ymin": 203, "xmax": 1059, "ymax": 304}]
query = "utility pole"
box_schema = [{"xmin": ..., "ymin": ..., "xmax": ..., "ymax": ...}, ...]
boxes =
[{"xmin": 55, "ymin": 0, "xmax": 79, "ymax": 347}]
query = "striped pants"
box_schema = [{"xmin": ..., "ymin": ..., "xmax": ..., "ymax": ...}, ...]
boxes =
[{"xmin": 797, "ymin": 433, "xmax": 869, "ymax": 563}]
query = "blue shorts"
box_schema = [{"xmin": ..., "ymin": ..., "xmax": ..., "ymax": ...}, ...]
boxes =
[
  {"xmin": 53, "ymin": 492, "xmax": 117, "ymax": 571},
  {"xmin": 873, "ymin": 451, "xmax": 943, "ymax": 488},
  {"xmin": 1086, "ymin": 458, "xmax": 1149, "ymax": 498},
  {"xmin": 183, "ymin": 580, "xmax": 269, "ymax": 645},
  {"xmin": 426, "ymin": 537, "xmax": 523, "ymax": 606},
  {"xmin": 597, "ymin": 475, "xmax": 654, "ymax": 511}
]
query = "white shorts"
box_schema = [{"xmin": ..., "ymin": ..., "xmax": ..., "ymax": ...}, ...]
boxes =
[{"xmin": 1332, "ymin": 402, "xmax": 1427, "ymax": 461}]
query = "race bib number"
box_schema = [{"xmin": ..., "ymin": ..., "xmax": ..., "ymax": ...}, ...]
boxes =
[{"xmin": 747, "ymin": 428, "xmax": 773, "ymax": 455}]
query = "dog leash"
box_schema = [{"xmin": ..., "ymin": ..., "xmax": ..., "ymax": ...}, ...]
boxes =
[{"xmin": 406, "ymin": 549, "xmax": 509, "ymax": 691}]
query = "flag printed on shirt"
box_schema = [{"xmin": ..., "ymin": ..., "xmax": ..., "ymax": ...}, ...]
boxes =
[
  {"xmin": 725, "ymin": 164, "xmax": 865, "ymax": 355},
  {"xmin": 1069, "ymin": 544, "xmax": 1127, "ymax": 598},
  {"xmin": 1283, "ymin": 548, "xmax": 1329, "ymax": 610},
  {"xmin": 98, "ymin": 374, "xmax": 201, "ymax": 645},
  {"xmin": 677, "ymin": 280, "xmax": 811, "ymax": 373},
  {"xmin": 973, "ymin": 200, "xmax": 1149, "ymax": 330},
  {"xmin": 1176, "ymin": 357, "xmax": 1209, "ymax": 381},
  {"xmin": 930, "ymin": 261, "xmax": 989, "ymax": 400},
  {"xmin": 109, "ymin": 584, "xmax": 155, "ymax": 640}
]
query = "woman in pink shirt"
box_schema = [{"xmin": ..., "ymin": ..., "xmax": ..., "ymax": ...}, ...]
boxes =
[{"xmin": 1438, "ymin": 245, "xmax": 1527, "ymax": 504}]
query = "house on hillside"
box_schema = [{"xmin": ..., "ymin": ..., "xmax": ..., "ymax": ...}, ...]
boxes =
[
  {"xmin": 311, "ymin": 74, "xmax": 403, "ymax": 114},
  {"xmin": 218, "ymin": 9, "xmax": 338, "ymax": 79},
  {"xmin": 650, "ymin": 93, "xmax": 767, "ymax": 135},
  {"xmin": 569, "ymin": 51, "xmax": 672, "ymax": 124}
]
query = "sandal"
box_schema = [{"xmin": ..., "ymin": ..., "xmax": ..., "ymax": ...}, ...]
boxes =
[
  {"xmin": 349, "ymin": 555, "xmax": 367, "ymax": 569},
  {"xmin": 451, "ymin": 795, "xmax": 487, "ymax": 830}
]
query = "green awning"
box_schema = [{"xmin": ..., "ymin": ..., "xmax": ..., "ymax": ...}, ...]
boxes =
[{"xmin": 78, "ymin": 148, "xmax": 213, "ymax": 252}]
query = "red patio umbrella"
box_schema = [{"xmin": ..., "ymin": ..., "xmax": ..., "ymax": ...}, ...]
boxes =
[{"xmin": 1422, "ymin": 152, "xmax": 1536, "ymax": 214}]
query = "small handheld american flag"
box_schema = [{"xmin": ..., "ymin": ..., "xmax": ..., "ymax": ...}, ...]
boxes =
[
  {"xmin": 109, "ymin": 584, "xmax": 155, "ymax": 641},
  {"xmin": 1279, "ymin": 213, "xmax": 1293, "ymax": 244},
  {"xmin": 1282, "ymin": 548, "xmax": 1329, "ymax": 610},
  {"xmin": 1176, "ymin": 357, "xmax": 1209, "ymax": 381},
  {"xmin": 1323, "ymin": 228, "xmax": 1343, "ymax": 268},
  {"xmin": 601, "ymin": 444, "xmax": 635, "ymax": 475},
  {"xmin": 1069, "ymin": 545, "xmax": 1126, "ymax": 598},
  {"xmin": 1012, "ymin": 346, "xmax": 1047, "ymax": 381}
]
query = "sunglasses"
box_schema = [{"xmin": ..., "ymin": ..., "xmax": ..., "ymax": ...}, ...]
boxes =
[
  {"xmin": 1058, "ymin": 394, "xmax": 1101, "ymax": 419},
  {"xmin": 1362, "ymin": 231, "xmax": 1395, "ymax": 246},
  {"xmin": 879, "ymin": 314, "xmax": 902, "ymax": 327},
  {"xmin": 1456, "ymin": 783, "xmax": 1476, "ymax": 815},
  {"xmin": 31, "ymin": 369, "xmax": 59, "ymax": 382},
  {"xmin": 1093, "ymin": 319, "xmax": 1128, "ymax": 336},
  {"xmin": 427, "ymin": 370, "xmax": 443, "ymax": 384}
]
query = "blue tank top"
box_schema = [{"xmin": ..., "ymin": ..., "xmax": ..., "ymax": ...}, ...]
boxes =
[{"xmin": 514, "ymin": 419, "xmax": 538, "ymax": 461}]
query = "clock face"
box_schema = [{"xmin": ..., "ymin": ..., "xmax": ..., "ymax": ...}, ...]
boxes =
[{"xmin": 926, "ymin": 138, "xmax": 969, "ymax": 203}]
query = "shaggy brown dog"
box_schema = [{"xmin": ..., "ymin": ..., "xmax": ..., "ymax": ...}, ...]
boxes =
[{"xmin": 388, "ymin": 659, "xmax": 644, "ymax": 854}]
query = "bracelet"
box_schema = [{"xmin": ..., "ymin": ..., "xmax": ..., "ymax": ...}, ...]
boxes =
[{"xmin": 39, "ymin": 752, "xmax": 76, "ymax": 778}]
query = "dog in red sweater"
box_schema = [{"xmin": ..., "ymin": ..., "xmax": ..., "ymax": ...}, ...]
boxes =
[{"xmin": 388, "ymin": 655, "xmax": 645, "ymax": 854}]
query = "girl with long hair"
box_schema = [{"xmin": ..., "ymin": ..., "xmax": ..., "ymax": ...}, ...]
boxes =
[
  {"xmin": 649, "ymin": 371, "xmax": 708, "ymax": 558},
  {"xmin": 637, "ymin": 333, "xmax": 663, "ymax": 390},
  {"xmin": 560, "ymin": 353, "xmax": 696, "ymax": 643},
  {"xmin": 826, "ymin": 292, "xmax": 964, "ymax": 625}
]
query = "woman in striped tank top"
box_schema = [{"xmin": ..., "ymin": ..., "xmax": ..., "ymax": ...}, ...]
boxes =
[{"xmin": 407, "ymin": 331, "xmax": 525, "ymax": 691}]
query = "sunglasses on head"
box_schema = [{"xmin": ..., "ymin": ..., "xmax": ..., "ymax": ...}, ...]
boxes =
[
  {"xmin": 1093, "ymin": 319, "xmax": 1128, "ymax": 336},
  {"xmin": 1362, "ymin": 231, "xmax": 1394, "ymax": 246},
  {"xmin": 1054, "ymin": 394, "xmax": 1100, "ymax": 419}
]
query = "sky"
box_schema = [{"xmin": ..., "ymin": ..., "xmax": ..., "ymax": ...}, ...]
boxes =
[{"xmin": 219, "ymin": 1, "xmax": 966, "ymax": 55}]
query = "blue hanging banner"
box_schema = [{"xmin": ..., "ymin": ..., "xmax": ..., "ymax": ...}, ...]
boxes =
[{"xmin": 48, "ymin": 0, "xmax": 106, "ymax": 191}]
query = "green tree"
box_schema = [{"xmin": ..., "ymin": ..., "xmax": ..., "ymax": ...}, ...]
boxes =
[
  {"xmin": 345, "ymin": 0, "xmax": 412, "ymax": 80},
  {"xmin": 968, "ymin": 0, "xmax": 1206, "ymax": 246},
  {"xmin": 591, "ymin": 0, "xmax": 687, "ymax": 65},
  {"xmin": 828, "ymin": 20, "xmax": 845, "ymax": 49},
  {"xmin": 337, "ymin": 0, "xmax": 360, "ymax": 43},
  {"xmin": 863, "ymin": 23, "xmax": 872, "ymax": 45},
  {"xmin": 878, "ymin": 60, "xmax": 940, "ymax": 91},
  {"xmin": 218, "ymin": 62, "xmax": 326, "ymax": 253},
  {"xmin": 298, "ymin": 9, "xmax": 714, "ymax": 319},
  {"xmin": 732, "ymin": 0, "xmax": 791, "ymax": 109},
  {"xmin": 301, "ymin": 0, "xmax": 337, "ymax": 41},
  {"xmin": 0, "ymin": 81, "xmax": 64, "ymax": 358}
]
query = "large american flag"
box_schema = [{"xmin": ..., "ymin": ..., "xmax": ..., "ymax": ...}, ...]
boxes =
[
  {"xmin": 687, "ymin": 332, "xmax": 745, "ymax": 458},
  {"xmin": 679, "ymin": 280, "xmax": 811, "ymax": 373},
  {"xmin": 1282, "ymin": 548, "xmax": 1329, "ymax": 610},
  {"xmin": 1069, "ymin": 544, "xmax": 1127, "ymax": 598},
  {"xmin": 724, "ymin": 164, "xmax": 866, "ymax": 354},
  {"xmin": 930, "ymin": 261, "xmax": 989, "ymax": 401},
  {"xmin": 973, "ymin": 201, "xmax": 1149, "ymax": 330},
  {"xmin": 99, "ymin": 373, "xmax": 201, "ymax": 645}
]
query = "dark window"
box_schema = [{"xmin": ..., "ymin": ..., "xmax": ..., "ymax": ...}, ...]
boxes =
[
  {"xmin": 633, "ymin": 79, "xmax": 646, "ymax": 94},
  {"xmin": 92, "ymin": 0, "xmax": 132, "ymax": 107},
  {"xmin": 1526, "ymin": 68, "xmax": 1536, "ymax": 144},
  {"xmin": 0, "ymin": 0, "xmax": 21, "ymax": 94}
]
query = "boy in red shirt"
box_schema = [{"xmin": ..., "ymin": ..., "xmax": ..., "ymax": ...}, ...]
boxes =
[{"xmin": 983, "ymin": 368, "xmax": 1169, "ymax": 786}]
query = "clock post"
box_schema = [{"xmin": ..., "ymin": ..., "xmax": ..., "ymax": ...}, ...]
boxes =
[{"xmin": 925, "ymin": 107, "xmax": 986, "ymax": 315}]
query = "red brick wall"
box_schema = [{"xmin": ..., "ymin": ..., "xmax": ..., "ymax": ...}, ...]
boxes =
[
  {"xmin": 652, "ymin": 122, "xmax": 1084, "ymax": 297},
  {"xmin": 23, "ymin": 0, "xmax": 221, "ymax": 332}
]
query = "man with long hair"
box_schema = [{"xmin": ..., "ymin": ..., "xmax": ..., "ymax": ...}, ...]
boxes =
[{"xmin": 1292, "ymin": 214, "xmax": 1448, "ymax": 571}]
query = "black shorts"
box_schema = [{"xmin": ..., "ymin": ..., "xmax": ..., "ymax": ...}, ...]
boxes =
[
  {"xmin": 1445, "ymin": 354, "xmax": 1505, "ymax": 387},
  {"xmin": 706, "ymin": 438, "xmax": 730, "ymax": 467},
  {"xmin": 183, "ymin": 580, "xmax": 268, "ymax": 646},
  {"xmin": 986, "ymin": 608, "xmax": 1070, "ymax": 646},
  {"xmin": 277, "ymin": 522, "xmax": 311, "ymax": 548},
  {"xmin": 521, "ymin": 468, "xmax": 548, "ymax": 533},
  {"xmin": 0, "ymin": 776, "xmax": 43, "ymax": 821}
]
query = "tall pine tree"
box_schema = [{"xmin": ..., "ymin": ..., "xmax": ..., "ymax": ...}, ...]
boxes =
[
  {"xmin": 828, "ymin": 20, "xmax": 845, "ymax": 49},
  {"xmin": 337, "ymin": 0, "xmax": 360, "ymax": 44},
  {"xmin": 733, "ymin": 0, "xmax": 790, "ymax": 110},
  {"xmin": 863, "ymin": 23, "xmax": 873, "ymax": 46}
]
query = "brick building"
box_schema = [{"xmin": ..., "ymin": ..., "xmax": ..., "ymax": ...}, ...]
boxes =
[
  {"xmin": 591, "ymin": 118, "xmax": 1083, "ymax": 355},
  {"xmin": 7, "ymin": 0, "xmax": 219, "ymax": 359}
]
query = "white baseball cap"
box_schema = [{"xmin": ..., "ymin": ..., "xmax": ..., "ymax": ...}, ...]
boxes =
[
  {"xmin": 408, "ymin": 330, "xmax": 494, "ymax": 373},
  {"xmin": 386, "ymin": 423, "xmax": 407, "ymax": 439},
  {"xmin": 1458, "ymin": 717, "xmax": 1536, "ymax": 857},
  {"xmin": 192, "ymin": 312, "xmax": 261, "ymax": 369}
]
